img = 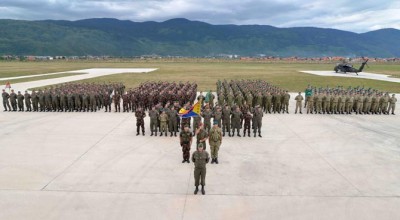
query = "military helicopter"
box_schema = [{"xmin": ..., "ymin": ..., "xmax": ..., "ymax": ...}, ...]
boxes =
[{"xmin": 334, "ymin": 59, "xmax": 369, "ymax": 75}]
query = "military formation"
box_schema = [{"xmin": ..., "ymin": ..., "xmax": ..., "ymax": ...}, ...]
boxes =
[
  {"xmin": 303, "ymin": 85, "xmax": 397, "ymax": 115},
  {"xmin": 2, "ymin": 83, "xmax": 125, "ymax": 112}
]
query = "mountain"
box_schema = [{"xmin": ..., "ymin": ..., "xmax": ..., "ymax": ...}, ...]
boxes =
[{"xmin": 0, "ymin": 18, "xmax": 399, "ymax": 57}]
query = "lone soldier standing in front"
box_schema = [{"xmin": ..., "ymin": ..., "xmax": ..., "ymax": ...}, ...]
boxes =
[
  {"xmin": 192, "ymin": 144, "xmax": 210, "ymax": 195},
  {"xmin": 180, "ymin": 124, "xmax": 193, "ymax": 163}
]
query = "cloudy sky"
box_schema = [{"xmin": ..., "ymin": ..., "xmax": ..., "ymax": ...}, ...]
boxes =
[{"xmin": 0, "ymin": 0, "xmax": 399, "ymax": 33}]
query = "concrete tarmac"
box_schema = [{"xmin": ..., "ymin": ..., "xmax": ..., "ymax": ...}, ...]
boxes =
[
  {"xmin": 0, "ymin": 98, "xmax": 399, "ymax": 220},
  {"xmin": 300, "ymin": 70, "xmax": 400, "ymax": 83}
]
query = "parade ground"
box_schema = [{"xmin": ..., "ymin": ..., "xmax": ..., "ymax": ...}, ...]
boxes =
[{"xmin": 0, "ymin": 64, "xmax": 400, "ymax": 220}]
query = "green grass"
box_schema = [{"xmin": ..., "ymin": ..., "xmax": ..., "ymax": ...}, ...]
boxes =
[
  {"xmin": 1, "ymin": 60, "xmax": 399, "ymax": 93},
  {"xmin": 0, "ymin": 72, "xmax": 87, "ymax": 85}
]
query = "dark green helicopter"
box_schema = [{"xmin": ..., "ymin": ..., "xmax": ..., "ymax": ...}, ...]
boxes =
[{"xmin": 334, "ymin": 58, "xmax": 369, "ymax": 75}]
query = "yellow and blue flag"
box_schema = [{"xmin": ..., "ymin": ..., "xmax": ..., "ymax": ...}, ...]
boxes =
[{"xmin": 179, "ymin": 100, "xmax": 201, "ymax": 118}]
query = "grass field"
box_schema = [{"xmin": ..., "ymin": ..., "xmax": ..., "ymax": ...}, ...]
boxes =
[{"xmin": 1, "ymin": 60, "xmax": 399, "ymax": 92}]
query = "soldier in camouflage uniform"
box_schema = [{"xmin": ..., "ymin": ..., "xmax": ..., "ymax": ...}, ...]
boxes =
[
  {"xmin": 253, "ymin": 105, "xmax": 263, "ymax": 137},
  {"xmin": 231, "ymin": 107, "xmax": 242, "ymax": 137},
  {"xmin": 222, "ymin": 105, "xmax": 231, "ymax": 137},
  {"xmin": 191, "ymin": 144, "xmax": 210, "ymax": 195},
  {"xmin": 135, "ymin": 107, "xmax": 146, "ymax": 136},
  {"xmin": 159, "ymin": 110, "xmax": 169, "ymax": 136},
  {"xmin": 9, "ymin": 89, "xmax": 17, "ymax": 111},
  {"xmin": 196, "ymin": 123, "xmax": 208, "ymax": 150},
  {"xmin": 24, "ymin": 91, "xmax": 32, "ymax": 112},
  {"xmin": 209, "ymin": 120, "xmax": 222, "ymax": 164},
  {"xmin": 242, "ymin": 111, "xmax": 252, "ymax": 137},
  {"xmin": 180, "ymin": 125, "xmax": 193, "ymax": 163},
  {"xmin": 17, "ymin": 91, "xmax": 25, "ymax": 111},
  {"xmin": 2, "ymin": 89, "xmax": 11, "ymax": 111},
  {"xmin": 149, "ymin": 106, "xmax": 159, "ymax": 136}
]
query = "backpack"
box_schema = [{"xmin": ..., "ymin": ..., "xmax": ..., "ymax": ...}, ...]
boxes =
[{"xmin": 210, "ymin": 128, "xmax": 221, "ymax": 142}]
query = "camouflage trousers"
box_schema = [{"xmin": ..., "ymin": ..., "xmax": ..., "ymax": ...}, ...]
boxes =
[
  {"xmin": 136, "ymin": 120, "xmax": 145, "ymax": 133},
  {"xmin": 194, "ymin": 167, "xmax": 206, "ymax": 186},
  {"xmin": 209, "ymin": 141, "xmax": 221, "ymax": 159},
  {"xmin": 181, "ymin": 142, "xmax": 191, "ymax": 160}
]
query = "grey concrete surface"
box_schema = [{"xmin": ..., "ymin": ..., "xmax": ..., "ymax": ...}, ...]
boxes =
[
  {"xmin": 3, "ymin": 68, "xmax": 157, "ymax": 92},
  {"xmin": 300, "ymin": 70, "xmax": 400, "ymax": 83},
  {"xmin": 0, "ymin": 97, "xmax": 399, "ymax": 220}
]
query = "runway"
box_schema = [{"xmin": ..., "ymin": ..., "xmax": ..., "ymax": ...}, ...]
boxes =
[{"xmin": 300, "ymin": 70, "xmax": 400, "ymax": 83}]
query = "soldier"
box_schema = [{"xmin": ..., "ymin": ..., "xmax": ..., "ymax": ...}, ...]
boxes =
[
  {"xmin": 331, "ymin": 93, "xmax": 339, "ymax": 114},
  {"xmin": 9, "ymin": 89, "xmax": 17, "ymax": 111},
  {"xmin": 253, "ymin": 105, "xmax": 263, "ymax": 137},
  {"xmin": 16, "ymin": 91, "xmax": 24, "ymax": 111},
  {"xmin": 346, "ymin": 93, "xmax": 354, "ymax": 114},
  {"xmin": 294, "ymin": 92, "xmax": 303, "ymax": 114},
  {"xmin": 388, "ymin": 94, "xmax": 397, "ymax": 115},
  {"xmin": 31, "ymin": 91, "xmax": 39, "ymax": 112},
  {"xmin": 242, "ymin": 111, "xmax": 252, "ymax": 137},
  {"xmin": 149, "ymin": 106, "xmax": 159, "ymax": 136},
  {"xmin": 82, "ymin": 92, "xmax": 89, "ymax": 112},
  {"xmin": 222, "ymin": 105, "xmax": 231, "ymax": 137},
  {"xmin": 209, "ymin": 120, "xmax": 222, "ymax": 164},
  {"xmin": 201, "ymin": 106, "xmax": 213, "ymax": 132},
  {"xmin": 167, "ymin": 105, "xmax": 178, "ymax": 136},
  {"xmin": 381, "ymin": 93, "xmax": 389, "ymax": 115},
  {"xmin": 191, "ymin": 144, "xmax": 210, "ymax": 195},
  {"xmin": 283, "ymin": 91, "xmax": 290, "ymax": 113},
  {"xmin": 316, "ymin": 92, "xmax": 322, "ymax": 114},
  {"xmin": 103, "ymin": 91, "xmax": 111, "ymax": 112},
  {"xmin": 39, "ymin": 90, "xmax": 46, "ymax": 112},
  {"xmin": 192, "ymin": 114, "xmax": 201, "ymax": 135},
  {"xmin": 212, "ymin": 106, "xmax": 223, "ymax": 128},
  {"xmin": 135, "ymin": 107, "xmax": 146, "ymax": 136},
  {"xmin": 231, "ymin": 107, "xmax": 242, "ymax": 137},
  {"xmin": 273, "ymin": 92, "xmax": 281, "ymax": 113},
  {"xmin": 2, "ymin": 89, "xmax": 11, "ymax": 111},
  {"xmin": 122, "ymin": 92, "xmax": 130, "ymax": 112},
  {"xmin": 338, "ymin": 93, "xmax": 345, "ymax": 114},
  {"xmin": 180, "ymin": 125, "xmax": 193, "ymax": 163},
  {"xmin": 304, "ymin": 85, "xmax": 313, "ymax": 108},
  {"xmin": 196, "ymin": 123, "xmax": 208, "ymax": 150},
  {"xmin": 89, "ymin": 92, "xmax": 96, "ymax": 112},
  {"xmin": 113, "ymin": 91, "xmax": 121, "ymax": 112},
  {"xmin": 51, "ymin": 91, "xmax": 59, "ymax": 112},
  {"xmin": 24, "ymin": 91, "xmax": 32, "ymax": 112},
  {"xmin": 307, "ymin": 93, "xmax": 314, "ymax": 114},
  {"xmin": 159, "ymin": 110, "xmax": 169, "ymax": 137},
  {"xmin": 264, "ymin": 92, "xmax": 272, "ymax": 113}
]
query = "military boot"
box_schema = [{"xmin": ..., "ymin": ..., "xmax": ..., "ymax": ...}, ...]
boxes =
[
  {"xmin": 259, "ymin": 132, "xmax": 262, "ymax": 138},
  {"xmin": 142, "ymin": 132, "xmax": 145, "ymax": 136},
  {"xmin": 254, "ymin": 132, "xmax": 257, "ymax": 137},
  {"xmin": 248, "ymin": 132, "xmax": 250, "ymax": 137},
  {"xmin": 174, "ymin": 132, "xmax": 177, "ymax": 137},
  {"xmin": 160, "ymin": 132, "xmax": 163, "ymax": 137},
  {"xmin": 136, "ymin": 132, "xmax": 139, "ymax": 136},
  {"xmin": 215, "ymin": 158, "xmax": 219, "ymax": 164},
  {"xmin": 228, "ymin": 131, "xmax": 232, "ymax": 137},
  {"xmin": 232, "ymin": 131, "xmax": 235, "ymax": 137},
  {"xmin": 170, "ymin": 132, "xmax": 173, "ymax": 137},
  {"xmin": 194, "ymin": 186, "xmax": 199, "ymax": 195},
  {"xmin": 223, "ymin": 132, "xmax": 225, "ymax": 137},
  {"xmin": 155, "ymin": 132, "xmax": 157, "ymax": 136},
  {"xmin": 237, "ymin": 132, "xmax": 241, "ymax": 137},
  {"xmin": 201, "ymin": 185, "xmax": 205, "ymax": 195},
  {"xmin": 150, "ymin": 132, "xmax": 153, "ymax": 136}
]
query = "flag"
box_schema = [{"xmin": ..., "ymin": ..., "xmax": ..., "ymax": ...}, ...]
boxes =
[
  {"xmin": 110, "ymin": 89, "xmax": 115, "ymax": 98},
  {"xmin": 5, "ymin": 82, "xmax": 11, "ymax": 89},
  {"xmin": 179, "ymin": 100, "xmax": 202, "ymax": 118}
]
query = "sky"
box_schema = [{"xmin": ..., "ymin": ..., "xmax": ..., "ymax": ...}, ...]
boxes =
[{"xmin": 0, "ymin": 0, "xmax": 399, "ymax": 33}]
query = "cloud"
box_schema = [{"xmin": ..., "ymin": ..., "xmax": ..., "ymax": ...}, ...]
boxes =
[{"xmin": 0, "ymin": 0, "xmax": 398, "ymax": 33}]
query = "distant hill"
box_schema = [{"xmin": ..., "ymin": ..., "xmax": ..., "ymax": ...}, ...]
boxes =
[{"xmin": 0, "ymin": 18, "xmax": 399, "ymax": 57}]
